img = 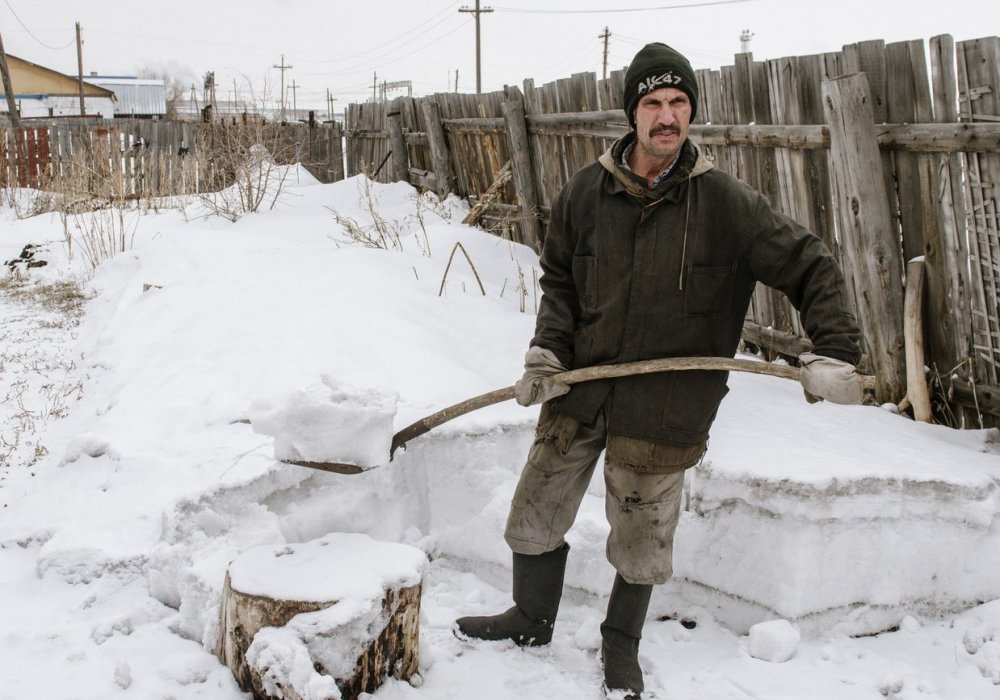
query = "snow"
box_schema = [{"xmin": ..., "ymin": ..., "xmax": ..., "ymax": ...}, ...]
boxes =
[
  {"xmin": 227, "ymin": 533, "xmax": 425, "ymax": 601},
  {"xmin": 748, "ymin": 620, "xmax": 801, "ymax": 663},
  {"xmin": 1, "ymin": 168, "xmax": 1000, "ymax": 699},
  {"xmin": 249, "ymin": 379, "xmax": 399, "ymax": 468}
]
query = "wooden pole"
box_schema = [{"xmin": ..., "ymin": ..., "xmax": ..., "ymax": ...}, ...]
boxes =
[
  {"xmin": 902, "ymin": 259, "xmax": 933, "ymax": 422},
  {"xmin": 0, "ymin": 29, "xmax": 20, "ymax": 129},
  {"xmin": 386, "ymin": 98, "xmax": 410, "ymax": 184},
  {"xmin": 501, "ymin": 87, "xmax": 541, "ymax": 251},
  {"xmin": 822, "ymin": 72, "xmax": 906, "ymax": 404},
  {"xmin": 419, "ymin": 98, "xmax": 453, "ymax": 199},
  {"xmin": 928, "ymin": 33, "xmax": 974, "ymax": 424},
  {"xmin": 458, "ymin": 1, "xmax": 493, "ymax": 93},
  {"xmin": 76, "ymin": 22, "xmax": 85, "ymax": 116}
]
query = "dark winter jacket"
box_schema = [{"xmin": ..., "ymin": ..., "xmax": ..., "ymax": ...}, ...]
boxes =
[{"xmin": 533, "ymin": 134, "xmax": 862, "ymax": 447}]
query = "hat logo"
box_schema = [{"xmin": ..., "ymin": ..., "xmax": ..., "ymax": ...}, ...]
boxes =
[{"xmin": 637, "ymin": 72, "xmax": 682, "ymax": 95}]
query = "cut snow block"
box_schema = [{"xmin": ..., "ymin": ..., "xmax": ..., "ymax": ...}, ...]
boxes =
[
  {"xmin": 249, "ymin": 376, "xmax": 398, "ymax": 470},
  {"xmin": 671, "ymin": 453, "xmax": 1000, "ymax": 637},
  {"xmin": 216, "ymin": 533, "xmax": 426, "ymax": 700}
]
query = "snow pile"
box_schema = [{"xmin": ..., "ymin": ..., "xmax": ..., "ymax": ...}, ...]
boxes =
[
  {"xmin": 748, "ymin": 619, "xmax": 801, "ymax": 662},
  {"xmin": 249, "ymin": 377, "xmax": 398, "ymax": 468}
]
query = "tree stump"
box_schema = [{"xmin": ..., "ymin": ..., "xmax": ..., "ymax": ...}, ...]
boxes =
[{"xmin": 216, "ymin": 533, "xmax": 426, "ymax": 700}]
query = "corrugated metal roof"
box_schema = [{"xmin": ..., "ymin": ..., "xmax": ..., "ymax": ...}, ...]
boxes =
[{"xmin": 88, "ymin": 77, "xmax": 167, "ymax": 116}]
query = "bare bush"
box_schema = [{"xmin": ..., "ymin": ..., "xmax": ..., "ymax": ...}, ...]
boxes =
[
  {"xmin": 198, "ymin": 120, "xmax": 295, "ymax": 222},
  {"xmin": 328, "ymin": 177, "xmax": 405, "ymax": 250}
]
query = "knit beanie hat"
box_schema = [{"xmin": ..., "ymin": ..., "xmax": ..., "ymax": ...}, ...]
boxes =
[{"xmin": 623, "ymin": 42, "xmax": 699, "ymax": 128}]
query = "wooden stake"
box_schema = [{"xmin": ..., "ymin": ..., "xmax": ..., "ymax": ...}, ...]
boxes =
[{"xmin": 903, "ymin": 259, "xmax": 933, "ymax": 422}]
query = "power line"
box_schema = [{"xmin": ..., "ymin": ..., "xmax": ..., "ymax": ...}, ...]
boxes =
[
  {"xmin": 2, "ymin": 0, "xmax": 75, "ymax": 50},
  {"xmin": 492, "ymin": 0, "xmax": 754, "ymax": 13},
  {"xmin": 294, "ymin": 1, "xmax": 461, "ymax": 65},
  {"xmin": 296, "ymin": 16, "xmax": 469, "ymax": 77}
]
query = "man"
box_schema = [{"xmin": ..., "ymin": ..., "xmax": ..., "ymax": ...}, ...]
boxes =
[{"xmin": 455, "ymin": 42, "xmax": 864, "ymax": 699}]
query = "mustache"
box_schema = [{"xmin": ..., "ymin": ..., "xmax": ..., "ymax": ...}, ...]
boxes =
[{"xmin": 649, "ymin": 124, "xmax": 681, "ymax": 137}]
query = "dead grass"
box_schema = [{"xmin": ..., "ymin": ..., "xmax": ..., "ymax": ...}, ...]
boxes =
[{"xmin": 0, "ymin": 277, "xmax": 92, "ymax": 322}]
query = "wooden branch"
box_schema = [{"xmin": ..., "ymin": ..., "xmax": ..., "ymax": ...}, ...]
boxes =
[
  {"xmin": 437, "ymin": 241, "xmax": 486, "ymax": 297},
  {"xmin": 461, "ymin": 159, "xmax": 512, "ymax": 226}
]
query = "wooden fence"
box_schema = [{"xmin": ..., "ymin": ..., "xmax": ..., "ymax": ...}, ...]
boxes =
[
  {"xmin": 0, "ymin": 117, "xmax": 345, "ymax": 197},
  {"xmin": 345, "ymin": 34, "xmax": 1000, "ymax": 428}
]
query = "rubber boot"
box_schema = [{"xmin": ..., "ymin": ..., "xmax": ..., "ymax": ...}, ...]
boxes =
[
  {"xmin": 601, "ymin": 573, "xmax": 653, "ymax": 699},
  {"xmin": 454, "ymin": 543, "xmax": 569, "ymax": 646}
]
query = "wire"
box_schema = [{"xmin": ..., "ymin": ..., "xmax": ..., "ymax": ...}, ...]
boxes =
[
  {"xmin": 294, "ymin": 1, "xmax": 461, "ymax": 64},
  {"xmin": 493, "ymin": 0, "xmax": 754, "ymax": 13},
  {"xmin": 296, "ymin": 17, "xmax": 472, "ymax": 79},
  {"xmin": 3, "ymin": 0, "xmax": 75, "ymax": 50}
]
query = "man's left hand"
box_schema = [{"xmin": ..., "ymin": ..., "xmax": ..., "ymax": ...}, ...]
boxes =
[{"xmin": 798, "ymin": 352, "xmax": 864, "ymax": 405}]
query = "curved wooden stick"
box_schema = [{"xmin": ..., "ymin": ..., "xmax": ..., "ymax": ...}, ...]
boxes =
[{"xmin": 286, "ymin": 356, "xmax": 875, "ymax": 475}]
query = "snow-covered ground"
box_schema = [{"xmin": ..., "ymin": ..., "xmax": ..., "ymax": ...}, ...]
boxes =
[{"xmin": 1, "ymin": 168, "xmax": 999, "ymax": 699}]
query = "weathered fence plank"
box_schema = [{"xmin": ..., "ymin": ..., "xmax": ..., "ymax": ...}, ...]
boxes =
[{"xmin": 823, "ymin": 72, "xmax": 906, "ymax": 401}]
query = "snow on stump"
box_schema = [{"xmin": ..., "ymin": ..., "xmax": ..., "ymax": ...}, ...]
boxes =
[
  {"xmin": 216, "ymin": 533, "xmax": 426, "ymax": 700},
  {"xmin": 748, "ymin": 619, "xmax": 801, "ymax": 662}
]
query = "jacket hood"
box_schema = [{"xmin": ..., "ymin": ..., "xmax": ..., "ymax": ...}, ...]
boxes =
[{"xmin": 598, "ymin": 134, "xmax": 713, "ymax": 198}]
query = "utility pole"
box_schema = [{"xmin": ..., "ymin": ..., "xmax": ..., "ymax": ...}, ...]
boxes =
[
  {"xmin": 289, "ymin": 79, "xmax": 298, "ymax": 120},
  {"xmin": 0, "ymin": 28, "xmax": 21, "ymax": 129},
  {"xmin": 371, "ymin": 71, "xmax": 378, "ymax": 102},
  {"xmin": 458, "ymin": 1, "xmax": 493, "ymax": 93},
  {"xmin": 598, "ymin": 26, "xmax": 611, "ymax": 80},
  {"xmin": 740, "ymin": 29, "xmax": 754, "ymax": 54},
  {"xmin": 76, "ymin": 22, "xmax": 86, "ymax": 116},
  {"xmin": 454, "ymin": 69, "xmax": 459, "ymax": 93},
  {"xmin": 273, "ymin": 54, "xmax": 293, "ymax": 120}
]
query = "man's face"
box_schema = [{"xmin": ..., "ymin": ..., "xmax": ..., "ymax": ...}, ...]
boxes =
[{"xmin": 633, "ymin": 86, "xmax": 692, "ymax": 164}]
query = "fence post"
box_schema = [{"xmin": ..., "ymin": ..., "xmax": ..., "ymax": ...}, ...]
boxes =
[
  {"xmin": 386, "ymin": 98, "xmax": 410, "ymax": 184},
  {"xmin": 822, "ymin": 72, "xmax": 906, "ymax": 404},
  {"xmin": 501, "ymin": 86, "xmax": 542, "ymax": 252},
  {"xmin": 419, "ymin": 98, "xmax": 453, "ymax": 199}
]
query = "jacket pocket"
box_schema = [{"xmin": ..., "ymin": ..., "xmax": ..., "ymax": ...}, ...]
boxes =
[
  {"xmin": 572, "ymin": 255, "xmax": 598, "ymax": 310},
  {"xmin": 683, "ymin": 263, "xmax": 736, "ymax": 316},
  {"xmin": 533, "ymin": 404, "xmax": 581, "ymax": 456}
]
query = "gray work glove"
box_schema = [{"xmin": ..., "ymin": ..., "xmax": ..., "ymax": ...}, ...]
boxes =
[
  {"xmin": 798, "ymin": 352, "xmax": 864, "ymax": 405},
  {"xmin": 514, "ymin": 346, "xmax": 571, "ymax": 407}
]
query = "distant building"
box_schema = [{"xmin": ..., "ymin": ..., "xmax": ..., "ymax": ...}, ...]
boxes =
[
  {"xmin": 86, "ymin": 75, "xmax": 167, "ymax": 118},
  {"xmin": 0, "ymin": 54, "xmax": 116, "ymax": 118}
]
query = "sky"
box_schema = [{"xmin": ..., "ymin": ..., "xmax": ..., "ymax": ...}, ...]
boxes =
[{"xmin": 1, "ymin": 0, "xmax": 997, "ymax": 114}]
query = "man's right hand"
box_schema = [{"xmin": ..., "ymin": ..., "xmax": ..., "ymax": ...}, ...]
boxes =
[{"xmin": 514, "ymin": 346, "xmax": 571, "ymax": 406}]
